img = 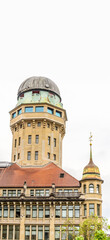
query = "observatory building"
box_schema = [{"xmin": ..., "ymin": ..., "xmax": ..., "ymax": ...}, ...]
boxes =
[{"xmin": 0, "ymin": 77, "xmax": 103, "ymax": 240}]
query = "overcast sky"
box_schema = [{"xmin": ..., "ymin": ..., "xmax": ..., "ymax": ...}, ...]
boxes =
[{"xmin": 0, "ymin": 0, "xmax": 110, "ymax": 222}]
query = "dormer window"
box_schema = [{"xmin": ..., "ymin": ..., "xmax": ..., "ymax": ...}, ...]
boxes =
[{"xmin": 60, "ymin": 173, "xmax": 64, "ymax": 178}]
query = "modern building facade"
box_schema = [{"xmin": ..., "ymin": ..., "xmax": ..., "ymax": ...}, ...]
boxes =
[{"xmin": 0, "ymin": 77, "xmax": 103, "ymax": 240}]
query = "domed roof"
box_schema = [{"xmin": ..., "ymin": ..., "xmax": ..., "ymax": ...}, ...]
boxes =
[{"xmin": 17, "ymin": 76, "xmax": 61, "ymax": 99}]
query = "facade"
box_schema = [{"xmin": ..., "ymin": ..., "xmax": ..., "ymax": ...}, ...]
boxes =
[{"xmin": 0, "ymin": 77, "xmax": 103, "ymax": 240}]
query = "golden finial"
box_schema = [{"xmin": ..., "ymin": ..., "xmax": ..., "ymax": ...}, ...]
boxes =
[{"xmin": 89, "ymin": 132, "xmax": 93, "ymax": 145}]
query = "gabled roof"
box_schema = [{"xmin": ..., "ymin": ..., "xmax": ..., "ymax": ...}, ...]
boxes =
[{"xmin": 0, "ymin": 162, "xmax": 80, "ymax": 188}]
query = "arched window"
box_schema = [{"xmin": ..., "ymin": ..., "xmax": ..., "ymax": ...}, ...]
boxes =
[
  {"xmin": 96, "ymin": 184, "xmax": 100, "ymax": 193},
  {"xmin": 89, "ymin": 184, "xmax": 94, "ymax": 193},
  {"xmin": 83, "ymin": 184, "xmax": 86, "ymax": 193}
]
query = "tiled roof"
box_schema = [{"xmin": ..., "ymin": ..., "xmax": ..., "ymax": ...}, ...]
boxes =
[{"xmin": 0, "ymin": 162, "xmax": 80, "ymax": 188}]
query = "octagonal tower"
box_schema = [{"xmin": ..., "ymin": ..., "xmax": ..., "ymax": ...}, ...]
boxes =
[{"xmin": 10, "ymin": 77, "xmax": 67, "ymax": 167}]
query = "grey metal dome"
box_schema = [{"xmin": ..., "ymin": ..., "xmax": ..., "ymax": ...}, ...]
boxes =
[{"xmin": 17, "ymin": 76, "xmax": 61, "ymax": 99}]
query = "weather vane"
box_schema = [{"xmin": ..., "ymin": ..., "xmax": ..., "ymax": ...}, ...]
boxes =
[{"xmin": 89, "ymin": 132, "xmax": 93, "ymax": 145}]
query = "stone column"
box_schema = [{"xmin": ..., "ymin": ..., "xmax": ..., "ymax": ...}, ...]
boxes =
[
  {"xmin": 50, "ymin": 202, "xmax": 55, "ymax": 240},
  {"xmin": 20, "ymin": 202, "xmax": 25, "ymax": 240}
]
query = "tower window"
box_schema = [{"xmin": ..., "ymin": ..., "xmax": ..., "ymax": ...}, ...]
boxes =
[
  {"xmin": 12, "ymin": 112, "xmax": 16, "ymax": 119},
  {"xmin": 47, "ymin": 107, "xmax": 53, "ymax": 114},
  {"xmin": 84, "ymin": 204, "xmax": 87, "ymax": 216},
  {"xmin": 89, "ymin": 203, "xmax": 94, "ymax": 216},
  {"xmin": 14, "ymin": 155, "xmax": 16, "ymax": 161},
  {"xmin": 37, "ymin": 122, "xmax": 41, "ymax": 127},
  {"xmin": 28, "ymin": 135, "xmax": 32, "ymax": 144},
  {"xmin": 35, "ymin": 151, "xmax": 38, "ymax": 160},
  {"xmin": 54, "ymin": 138, "xmax": 56, "ymax": 147},
  {"xmin": 48, "ymin": 136, "xmax": 50, "ymax": 145},
  {"xmin": 35, "ymin": 135, "xmax": 39, "ymax": 144},
  {"xmin": 32, "ymin": 90, "xmax": 39, "ymax": 94},
  {"xmin": 47, "ymin": 152, "xmax": 50, "ymax": 159},
  {"xmin": 53, "ymin": 154, "xmax": 56, "ymax": 160},
  {"xmin": 97, "ymin": 204, "xmax": 100, "ymax": 216},
  {"xmin": 47, "ymin": 123, "xmax": 50, "ymax": 128},
  {"xmin": 20, "ymin": 93, "xmax": 24, "ymax": 98},
  {"xmin": 18, "ymin": 137, "xmax": 21, "ymax": 145},
  {"xmin": 27, "ymin": 151, "xmax": 31, "ymax": 160},
  {"xmin": 56, "ymin": 110, "xmax": 62, "ymax": 117},
  {"xmin": 89, "ymin": 184, "xmax": 94, "ymax": 193},
  {"xmin": 18, "ymin": 108, "xmax": 22, "ymax": 115},
  {"xmin": 18, "ymin": 153, "xmax": 20, "ymax": 159},
  {"xmin": 15, "ymin": 139, "xmax": 17, "ymax": 148},
  {"xmin": 84, "ymin": 184, "xmax": 86, "ymax": 193},
  {"xmin": 55, "ymin": 126, "xmax": 58, "ymax": 130},
  {"xmin": 35, "ymin": 106, "xmax": 44, "ymax": 112},
  {"xmin": 25, "ymin": 107, "xmax": 33, "ymax": 113},
  {"xmin": 27, "ymin": 122, "xmax": 31, "ymax": 127},
  {"xmin": 96, "ymin": 184, "xmax": 100, "ymax": 193}
]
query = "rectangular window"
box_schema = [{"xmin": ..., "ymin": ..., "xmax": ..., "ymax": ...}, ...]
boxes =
[
  {"xmin": 54, "ymin": 138, "xmax": 56, "ymax": 147},
  {"xmin": 89, "ymin": 204, "xmax": 94, "ymax": 216},
  {"xmin": 45, "ymin": 205, "xmax": 50, "ymax": 218},
  {"xmin": 35, "ymin": 151, "xmax": 38, "ymax": 160},
  {"xmin": 14, "ymin": 155, "xmax": 16, "ymax": 161},
  {"xmin": 2, "ymin": 225, "xmax": 7, "ymax": 239},
  {"xmin": 74, "ymin": 189, "xmax": 78, "ymax": 192},
  {"xmin": 18, "ymin": 137, "xmax": 21, "ymax": 145},
  {"xmin": 53, "ymin": 154, "xmax": 56, "ymax": 160},
  {"xmin": 45, "ymin": 189, "xmax": 49, "ymax": 196},
  {"xmin": 9, "ymin": 225, "xmax": 13, "ymax": 239},
  {"xmin": 31, "ymin": 226, "xmax": 36, "ymax": 240},
  {"xmin": 27, "ymin": 122, "xmax": 31, "ymax": 127},
  {"xmin": 35, "ymin": 106, "xmax": 44, "ymax": 112},
  {"xmin": 17, "ymin": 190, "xmax": 21, "ymax": 196},
  {"xmin": 47, "ymin": 107, "xmax": 53, "ymax": 114},
  {"xmin": 36, "ymin": 190, "xmax": 44, "ymax": 196},
  {"xmin": 15, "ymin": 139, "xmax": 17, "ymax": 147},
  {"xmin": 84, "ymin": 204, "xmax": 87, "ymax": 216},
  {"xmin": 47, "ymin": 123, "xmax": 50, "ymax": 128},
  {"xmin": 15, "ymin": 225, "xmax": 20, "ymax": 240},
  {"xmin": 38, "ymin": 205, "xmax": 43, "ymax": 218},
  {"xmin": 26, "ymin": 205, "xmax": 30, "ymax": 218},
  {"xmin": 18, "ymin": 108, "xmax": 22, "ymax": 115},
  {"xmin": 97, "ymin": 204, "xmax": 100, "ymax": 216},
  {"xmin": 45, "ymin": 226, "xmax": 49, "ymax": 240},
  {"xmin": 10, "ymin": 205, "xmax": 14, "ymax": 218},
  {"xmin": 47, "ymin": 152, "xmax": 50, "ymax": 159},
  {"xmin": 12, "ymin": 112, "xmax": 16, "ymax": 118},
  {"xmin": 0, "ymin": 205, "xmax": 2, "ymax": 218},
  {"xmin": 68, "ymin": 226, "xmax": 73, "ymax": 240},
  {"xmin": 8, "ymin": 190, "xmax": 16, "ymax": 197},
  {"xmin": 28, "ymin": 135, "xmax": 32, "ymax": 144},
  {"xmin": 75, "ymin": 226, "xmax": 80, "ymax": 236},
  {"xmin": 3, "ymin": 190, "xmax": 7, "ymax": 196},
  {"xmin": 68, "ymin": 205, "xmax": 73, "ymax": 218},
  {"xmin": 35, "ymin": 135, "xmax": 39, "ymax": 144},
  {"xmin": 3, "ymin": 205, "xmax": 8, "ymax": 218},
  {"xmin": 48, "ymin": 136, "xmax": 50, "ymax": 145},
  {"xmin": 30, "ymin": 189, "xmax": 34, "ymax": 196},
  {"xmin": 16, "ymin": 205, "xmax": 20, "ymax": 218},
  {"xmin": 84, "ymin": 184, "xmax": 86, "ymax": 193},
  {"xmin": 55, "ymin": 226, "xmax": 60, "ymax": 240},
  {"xmin": 25, "ymin": 107, "xmax": 33, "ymax": 113},
  {"xmin": 37, "ymin": 122, "xmax": 41, "ymax": 127},
  {"xmin": 32, "ymin": 205, "xmax": 37, "ymax": 218},
  {"xmin": 27, "ymin": 151, "xmax": 31, "ymax": 160},
  {"xmin": 18, "ymin": 153, "xmax": 20, "ymax": 159},
  {"xmin": 38, "ymin": 226, "xmax": 43, "ymax": 240},
  {"xmin": 55, "ymin": 126, "xmax": 58, "ymax": 130},
  {"xmin": 56, "ymin": 110, "xmax": 62, "ymax": 117},
  {"xmin": 55, "ymin": 205, "xmax": 60, "ymax": 218},
  {"xmin": 25, "ymin": 226, "xmax": 30, "ymax": 240},
  {"xmin": 61, "ymin": 226, "xmax": 67, "ymax": 240},
  {"xmin": 62, "ymin": 205, "xmax": 67, "ymax": 218},
  {"xmin": 75, "ymin": 205, "xmax": 80, "ymax": 218}
]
